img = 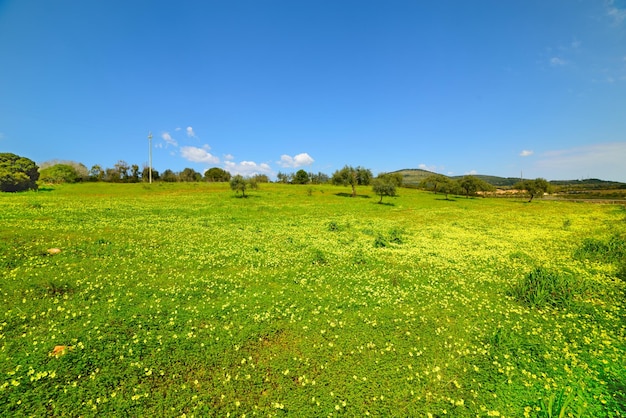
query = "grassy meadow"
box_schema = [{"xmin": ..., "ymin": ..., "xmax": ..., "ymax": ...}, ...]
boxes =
[{"xmin": 1, "ymin": 182, "xmax": 625, "ymax": 417}]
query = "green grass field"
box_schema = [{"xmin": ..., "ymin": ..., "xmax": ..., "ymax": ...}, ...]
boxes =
[{"xmin": 1, "ymin": 183, "xmax": 625, "ymax": 417}]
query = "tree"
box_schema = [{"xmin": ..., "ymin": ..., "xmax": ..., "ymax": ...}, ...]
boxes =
[
  {"xmin": 204, "ymin": 167, "xmax": 231, "ymax": 182},
  {"xmin": 39, "ymin": 164, "xmax": 79, "ymax": 184},
  {"xmin": 130, "ymin": 164, "xmax": 140, "ymax": 182},
  {"xmin": 90, "ymin": 165, "xmax": 104, "ymax": 181},
  {"xmin": 356, "ymin": 166, "xmax": 373, "ymax": 186},
  {"xmin": 332, "ymin": 165, "xmax": 372, "ymax": 197},
  {"xmin": 161, "ymin": 169, "xmax": 178, "ymax": 182},
  {"xmin": 310, "ymin": 172, "xmax": 329, "ymax": 184},
  {"xmin": 114, "ymin": 160, "xmax": 130, "ymax": 181},
  {"xmin": 420, "ymin": 174, "xmax": 459, "ymax": 200},
  {"xmin": 419, "ymin": 174, "xmax": 449, "ymax": 194},
  {"xmin": 104, "ymin": 167, "xmax": 121, "ymax": 182},
  {"xmin": 252, "ymin": 174, "xmax": 270, "ymax": 183},
  {"xmin": 459, "ymin": 176, "xmax": 480, "ymax": 198},
  {"xmin": 179, "ymin": 167, "xmax": 201, "ymax": 182},
  {"xmin": 0, "ymin": 153, "xmax": 39, "ymax": 192},
  {"xmin": 276, "ymin": 171, "xmax": 291, "ymax": 184},
  {"xmin": 230, "ymin": 175, "xmax": 258, "ymax": 197},
  {"xmin": 515, "ymin": 178, "xmax": 551, "ymax": 202},
  {"xmin": 141, "ymin": 166, "xmax": 159, "ymax": 182},
  {"xmin": 377, "ymin": 172, "xmax": 403, "ymax": 187},
  {"xmin": 292, "ymin": 169, "xmax": 310, "ymax": 184},
  {"xmin": 372, "ymin": 175, "xmax": 397, "ymax": 203}
]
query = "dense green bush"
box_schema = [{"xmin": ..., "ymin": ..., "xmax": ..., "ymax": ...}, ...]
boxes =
[
  {"xmin": 39, "ymin": 164, "xmax": 79, "ymax": 184},
  {"xmin": 0, "ymin": 153, "xmax": 39, "ymax": 192}
]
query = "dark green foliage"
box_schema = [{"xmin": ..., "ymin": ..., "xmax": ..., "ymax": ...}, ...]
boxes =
[
  {"xmin": 179, "ymin": 167, "xmax": 202, "ymax": 182},
  {"xmin": 0, "ymin": 153, "xmax": 39, "ymax": 192},
  {"xmin": 373, "ymin": 227, "xmax": 404, "ymax": 248},
  {"xmin": 230, "ymin": 175, "xmax": 258, "ymax": 197},
  {"xmin": 458, "ymin": 175, "xmax": 494, "ymax": 197},
  {"xmin": 372, "ymin": 176, "xmax": 397, "ymax": 203},
  {"xmin": 332, "ymin": 165, "xmax": 372, "ymax": 197},
  {"xmin": 205, "ymin": 167, "xmax": 231, "ymax": 182},
  {"xmin": 161, "ymin": 169, "xmax": 178, "ymax": 182},
  {"xmin": 419, "ymin": 174, "xmax": 459, "ymax": 199},
  {"xmin": 510, "ymin": 267, "xmax": 584, "ymax": 308},
  {"xmin": 141, "ymin": 166, "xmax": 159, "ymax": 182},
  {"xmin": 292, "ymin": 169, "xmax": 310, "ymax": 184},
  {"xmin": 514, "ymin": 178, "xmax": 551, "ymax": 202}
]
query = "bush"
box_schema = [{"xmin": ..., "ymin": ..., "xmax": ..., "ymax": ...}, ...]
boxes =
[
  {"xmin": 510, "ymin": 267, "xmax": 583, "ymax": 308},
  {"xmin": 39, "ymin": 164, "xmax": 79, "ymax": 184},
  {"xmin": 0, "ymin": 153, "xmax": 39, "ymax": 192}
]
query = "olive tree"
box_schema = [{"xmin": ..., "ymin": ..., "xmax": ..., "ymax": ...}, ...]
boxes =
[
  {"xmin": 515, "ymin": 178, "xmax": 551, "ymax": 202},
  {"xmin": 230, "ymin": 175, "xmax": 258, "ymax": 197},
  {"xmin": 458, "ymin": 175, "xmax": 494, "ymax": 198},
  {"xmin": 372, "ymin": 175, "xmax": 397, "ymax": 203},
  {"xmin": 332, "ymin": 165, "xmax": 372, "ymax": 197}
]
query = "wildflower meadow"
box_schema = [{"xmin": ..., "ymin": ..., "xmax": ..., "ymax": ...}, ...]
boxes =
[{"xmin": 1, "ymin": 182, "xmax": 624, "ymax": 417}]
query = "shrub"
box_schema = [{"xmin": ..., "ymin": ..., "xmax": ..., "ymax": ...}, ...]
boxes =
[
  {"xmin": 0, "ymin": 153, "xmax": 39, "ymax": 192},
  {"xmin": 39, "ymin": 164, "xmax": 79, "ymax": 183}
]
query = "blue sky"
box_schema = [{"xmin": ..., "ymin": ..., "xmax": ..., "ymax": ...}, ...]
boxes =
[{"xmin": 1, "ymin": 0, "xmax": 625, "ymax": 181}]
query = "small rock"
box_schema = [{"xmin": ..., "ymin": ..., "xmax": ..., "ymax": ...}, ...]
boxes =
[{"xmin": 47, "ymin": 248, "xmax": 62, "ymax": 255}]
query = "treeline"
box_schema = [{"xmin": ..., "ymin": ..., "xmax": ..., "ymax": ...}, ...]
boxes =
[
  {"xmin": 37, "ymin": 160, "xmax": 238, "ymax": 184},
  {"xmin": 3, "ymin": 153, "xmax": 552, "ymax": 203}
]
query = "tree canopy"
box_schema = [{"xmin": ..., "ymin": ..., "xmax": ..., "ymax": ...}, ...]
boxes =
[
  {"xmin": 0, "ymin": 153, "xmax": 39, "ymax": 192},
  {"xmin": 372, "ymin": 174, "xmax": 398, "ymax": 203},
  {"xmin": 292, "ymin": 169, "xmax": 310, "ymax": 185},
  {"xmin": 515, "ymin": 178, "xmax": 551, "ymax": 202},
  {"xmin": 230, "ymin": 175, "xmax": 258, "ymax": 197},
  {"xmin": 331, "ymin": 165, "xmax": 373, "ymax": 197},
  {"xmin": 205, "ymin": 167, "xmax": 231, "ymax": 182}
]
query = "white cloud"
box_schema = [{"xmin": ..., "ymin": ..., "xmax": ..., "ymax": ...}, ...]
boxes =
[
  {"xmin": 180, "ymin": 145, "xmax": 219, "ymax": 164},
  {"xmin": 520, "ymin": 150, "xmax": 534, "ymax": 157},
  {"xmin": 607, "ymin": 0, "xmax": 626, "ymax": 24},
  {"xmin": 418, "ymin": 163, "xmax": 436, "ymax": 172},
  {"xmin": 277, "ymin": 152, "xmax": 315, "ymax": 168},
  {"xmin": 0, "ymin": 132, "xmax": 4, "ymax": 140},
  {"xmin": 465, "ymin": 170, "xmax": 478, "ymax": 175},
  {"xmin": 161, "ymin": 132, "xmax": 178, "ymax": 147},
  {"xmin": 224, "ymin": 160, "xmax": 273, "ymax": 176},
  {"xmin": 186, "ymin": 126, "xmax": 196, "ymax": 138},
  {"xmin": 550, "ymin": 57, "xmax": 566, "ymax": 66},
  {"xmin": 223, "ymin": 154, "xmax": 234, "ymax": 161},
  {"xmin": 534, "ymin": 142, "xmax": 626, "ymax": 181}
]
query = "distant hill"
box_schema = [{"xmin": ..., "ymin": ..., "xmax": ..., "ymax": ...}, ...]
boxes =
[{"xmin": 391, "ymin": 169, "xmax": 626, "ymax": 189}]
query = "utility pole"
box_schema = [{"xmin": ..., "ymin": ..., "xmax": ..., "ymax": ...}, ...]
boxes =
[{"xmin": 148, "ymin": 132, "xmax": 153, "ymax": 184}]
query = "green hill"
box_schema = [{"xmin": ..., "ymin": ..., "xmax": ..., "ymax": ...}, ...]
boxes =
[{"xmin": 392, "ymin": 169, "xmax": 626, "ymax": 189}]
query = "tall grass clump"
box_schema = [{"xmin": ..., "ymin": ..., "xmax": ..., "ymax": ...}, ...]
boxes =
[
  {"xmin": 536, "ymin": 387, "xmax": 586, "ymax": 418},
  {"xmin": 510, "ymin": 267, "xmax": 583, "ymax": 308}
]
